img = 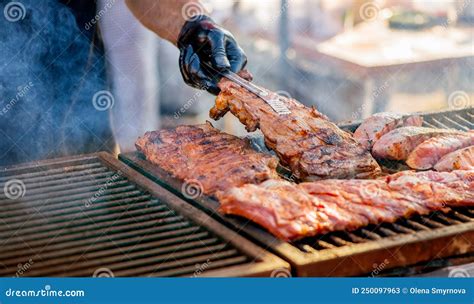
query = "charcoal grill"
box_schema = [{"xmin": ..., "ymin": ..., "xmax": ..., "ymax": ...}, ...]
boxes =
[
  {"xmin": 0, "ymin": 152, "xmax": 289, "ymax": 277},
  {"xmin": 120, "ymin": 107, "xmax": 474, "ymax": 277}
]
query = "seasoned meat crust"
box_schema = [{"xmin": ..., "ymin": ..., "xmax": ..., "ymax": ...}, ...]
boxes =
[
  {"xmin": 434, "ymin": 146, "xmax": 474, "ymax": 171},
  {"xmin": 212, "ymin": 78, "xmax": 381, "ymax": 180},
  {"xmin": 353, "ymin": 112, "xmax": 423, "ymax": 150},
  {"xmin": 136, "ymin": 122, "xmax": 279, "ymax": 196},
  {"xmin": 217, "ymin": 170, "xmax": 473, "ymax": 241},
  {"xmin": 406, "ymin": 134, "xmax": 474, "ymax": 170},
  {"xmin": 372, "ymin": 126, "xmax": 465, "ymax": 160}
]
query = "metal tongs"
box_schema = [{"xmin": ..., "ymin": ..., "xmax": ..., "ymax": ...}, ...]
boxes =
[{"xmin": 203, "ymin": 62, "xmax": 291, "ymax": 115}]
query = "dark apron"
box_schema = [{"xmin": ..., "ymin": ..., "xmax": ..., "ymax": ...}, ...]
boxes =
[{"xmin": 0, "ymin": 0, "xmax": 114, "ymax": 166}]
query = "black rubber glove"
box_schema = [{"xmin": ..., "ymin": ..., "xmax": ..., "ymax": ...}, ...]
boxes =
[{"xmin": 177, "ymin": 15, "xmax": 247, "ymax": 95}]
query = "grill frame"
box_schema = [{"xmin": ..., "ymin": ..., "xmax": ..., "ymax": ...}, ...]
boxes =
[
  {"xmin": 119, "ymin": 107, "xmax": 474, "ymax": 276},
  {"xmin": 0, "ymin": 152, "xmax": 289, "ymax": 277}
]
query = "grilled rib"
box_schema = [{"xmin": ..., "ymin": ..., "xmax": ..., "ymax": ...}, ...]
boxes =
[
  {"xmin": 354, "ymin": 112, "xmax": 423, "ymax": 150},
  {"xmin": 434, "ymin": 146, "xmax": 474, "ymax": 171},
  {"xmin": 372, "ymin": 126, "xmax": 465, "ymax": 160},
  {"xmin": 135, "ymin": 122, "xmax": 279, "ymax": 196},
  {"xmin": 211, "ymin": 78, "xmax": 381, "ymax": 180},
  {"xmin": 217, "ymin": 170, "xmax": 473, "ymax": 241},
  {"xmin": 406, "ymin": 133, "xmax": 474, "ymax": 170}
]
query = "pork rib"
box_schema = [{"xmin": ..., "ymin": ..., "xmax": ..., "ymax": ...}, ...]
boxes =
[
  {"xmin": 217, "ymin": 170, "xmax": 473, "ymax": 241},
  {"xmin": 434, "ymin": 146, "xmax": 474, "ymax": 172},
  {"xmin": 372, "ymin": 127, "xmax": 465, "ymax": 160},
  {"xmin": 212, "ymin": 79, "xmax": 381, "ymax": 180},
  {"xmin": 353, "ymin": 112, "xmax": 423, "ymax": 150},
  {"xmin": 406, "ymin": 133, "xmax": 474, "ymax": 170},
  {"xmin": 136, "ymin": 122, "xmax": 279, "ymax": 196}
]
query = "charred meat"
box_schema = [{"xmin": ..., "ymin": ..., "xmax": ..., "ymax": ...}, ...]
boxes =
[
  {"xmin": 212, "ymin": 78, "xmax": 381, "ymax": 180},
  {"xmin": 136, "ymin": 122, "xmax": 279, "ymax": 196}
]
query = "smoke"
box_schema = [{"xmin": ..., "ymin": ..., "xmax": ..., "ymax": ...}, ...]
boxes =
[{"xmin": 0, "ymin": 0, "xmax": 114, "ymax": 165}]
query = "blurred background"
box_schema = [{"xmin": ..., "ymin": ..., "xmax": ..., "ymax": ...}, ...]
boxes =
[
  {"xmin": 1, "ymin": 0, "xmax": 473, "ymax": 157},
  {"xmin": 138, "ymin": 0, "xmax": 473, "ymax": 140}
]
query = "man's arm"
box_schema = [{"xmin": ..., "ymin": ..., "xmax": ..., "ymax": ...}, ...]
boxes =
[
  {"xmin": 125, "ymin": 0, "xmax": 247, "ymax": 95},
  {"xmin": 125, "ymin": 0, "xmax": 207, "ymax": 45}
]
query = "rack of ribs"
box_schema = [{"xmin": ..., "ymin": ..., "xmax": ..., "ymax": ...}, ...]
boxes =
[
  {"xmin": 217, "ymin": 170, "xmax": 473, "ymax": 241},
  {"xmin": 211, "ymin": 78, "xmax": 381, "ymax": 181},
  {"xmin": 135, "ymin": 122, "xmax": 279, "ymax": 196}
]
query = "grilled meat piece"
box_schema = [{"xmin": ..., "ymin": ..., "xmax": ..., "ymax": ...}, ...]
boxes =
[
  {"xmin": 211, "ymin": 79, "xmax": 381, "ymax": 180},
  {"xmin": 135, "ymin": 122, "xmax": 279, "ymax": 196},
  {"xmin": 434, "ymin": 146, "xmax": 474, "ymax": 172},
  {"xmin": 217, "ymin": 170, "xmax": 473, "ymax": 241},
  {"xmin": 372, "ymin": 126, "xmax": 465, "ymax": 160},
  {"xmin": 406, "ymin": 133, "xmax": 474, "ymax": 170},
  {"xmin": 354, "ymin": 113, "xmax": 423, "ymax": 150}
]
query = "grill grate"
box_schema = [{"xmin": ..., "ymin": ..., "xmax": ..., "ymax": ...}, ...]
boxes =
[
  {"xmin": 0, "ymin": 154, "xmax": 288, "ymax": 277},
  {"xmin": 119, "ymin": 107, "xmax": 474, "ymax": 276},
  {"xmin": 293, "ymin": 209, "xmax": 473, "ymax": 252}
]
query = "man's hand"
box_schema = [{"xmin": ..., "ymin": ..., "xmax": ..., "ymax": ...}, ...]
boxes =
[
  {"xmin": 125, "ymin": 1, "xmax": 247, "ymax": 95},
  {"xmin": 177, "ymin": 15, "xmax": 247, "ymax": 95}
]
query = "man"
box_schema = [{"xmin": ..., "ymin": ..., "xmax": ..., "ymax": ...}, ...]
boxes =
[{"xmin": 0, "ymin": 0, "xmax": 246, "ymax": 165}]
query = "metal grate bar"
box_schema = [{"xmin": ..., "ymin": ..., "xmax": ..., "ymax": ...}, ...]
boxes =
[{"xmin": 0, "ymin": 156, "xmax": 264, "ymax": 277}]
